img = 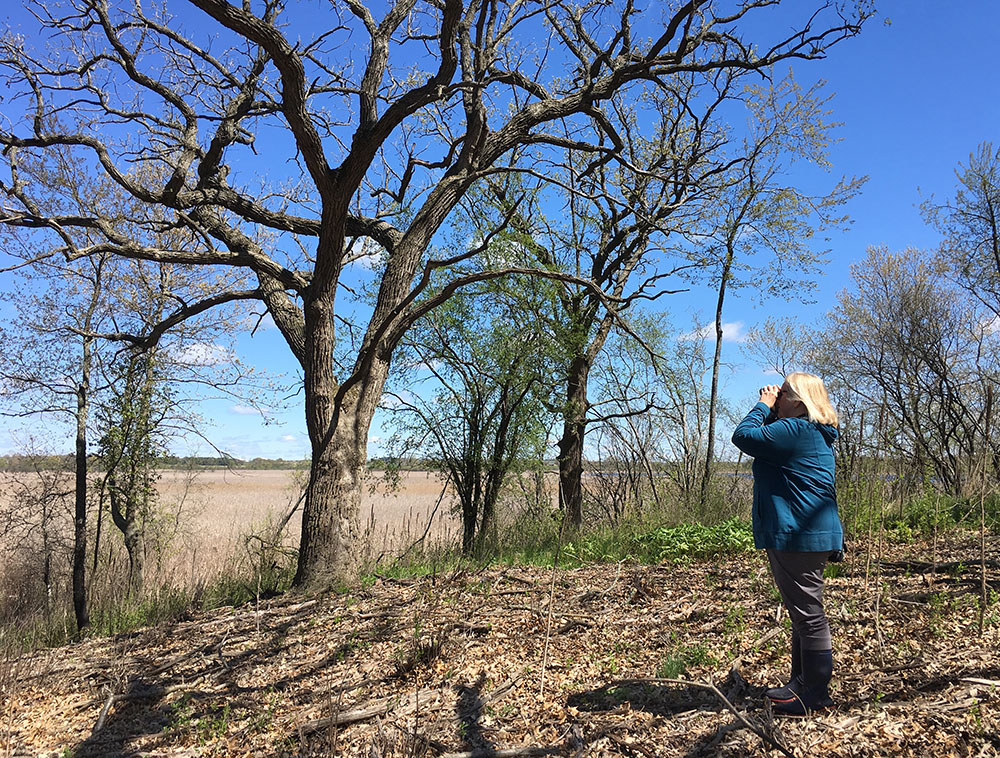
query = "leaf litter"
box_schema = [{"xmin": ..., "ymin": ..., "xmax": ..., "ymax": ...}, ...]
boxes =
[{"xmin": 2, "ymin": 534, "xmax": 999, "ymax": 757}]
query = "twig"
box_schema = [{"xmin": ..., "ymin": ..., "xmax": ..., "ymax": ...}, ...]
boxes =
[
  {"xmin": 727, "ymin": 627, "xmax": 783, "ymax": 671},
  {"xmin": 383, "ymin": 478, "xmax": 450, "ymax": 568},
  {"xmin": 539, "ymin": 514, "xmax": 568, "ymax": 697},
  {"xmin": 600, "ymin": 561, "xmax": 624, "ymax": 599},
  {"xmin": 640, "ymin": 677, "xmax": 795, "ymax": 758},
  {"xmin": 272, "ymin": 485, "xmax": 307, "ymax": 543}
]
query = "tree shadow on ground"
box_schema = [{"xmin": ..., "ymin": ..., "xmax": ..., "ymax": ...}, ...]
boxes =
[
  {"xmin": 72, "ymin": 601, "xmax": 321, "ymax": 757},
  {"xmin": 568, "ymin": 678, "xmax": 718, "ymax": 717},
  {"xmin": 567, "ymin": 677, "xmax": 787, "ymax": 758},
  {"xmin": 455, "ymin": 672, "xmax": 494, "ymax": 753}
]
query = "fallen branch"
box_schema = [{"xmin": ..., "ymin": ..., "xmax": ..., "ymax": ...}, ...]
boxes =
[
  {"xmin": 92, "ymin": 689, "xmax": 116, "ymax": 735},
  {"xmin": 297, "ymin": 688, "xmax": 441, "ymax": 736},
  {"xmin": 92, "ymin": 679, "xmax": 212, "ymax": 736},
  {"xmin": 643, "ymin": 677, "xmax": 795, "ymax": 758},
  {"xmin": 477, "ymin": 674, "xmax": 521, "ymax": 708}
]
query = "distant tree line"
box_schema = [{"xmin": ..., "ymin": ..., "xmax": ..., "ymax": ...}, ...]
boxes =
[{"xmin": 0, "ymin": 455, "xmax": 308, "ymax": 473}]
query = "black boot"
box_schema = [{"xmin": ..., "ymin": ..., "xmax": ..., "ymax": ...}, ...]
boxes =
[
  {"xmin": 769, "ymin": 648, "xmax": 834, "ymax": 717},
  {"xmin": 765, "ymin": 634, "xmax": 801, "ymax": 700}
]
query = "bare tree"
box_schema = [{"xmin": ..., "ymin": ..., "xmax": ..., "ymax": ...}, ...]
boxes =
[
  {"xmin": 0, "ymin": 0, "xmax": 873, "ymax": 587},
  {"xmin": 590, "ymin": 314, "xmax": 719, "ymax": 519},
  {"xmin": 923, "ymin": 142, "xmax": 1000, "ymax": 318},
  {"xmin": 0, "ymin": 441, "xmax": 73, "ymax": 629},
  {"xmin": 814, "ymin": 246, "xmax": 999, "ymax": 495},
  {"xmin": 684, "ymin": 75, "xmax": 864, "ymax": 507},
  {"xmin": 0, "ymin": 150, "xmax": 256, "ymax": 626}
]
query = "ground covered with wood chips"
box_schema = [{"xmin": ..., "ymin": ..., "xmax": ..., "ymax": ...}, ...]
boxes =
[{"xmin": 3, "ymin": 533, "xmax": 999, "ymax": 757}]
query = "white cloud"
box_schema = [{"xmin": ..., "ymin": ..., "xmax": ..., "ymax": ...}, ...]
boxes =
[
  {"xmin": 281, "ymin": 434, "xmax": 297, "ymax": 442},
  {"xmin": 173, "ymin": 342, "xmax": 235, "ymax": 367},
  {"xmin": 680, "ymin": 321, "xmax": 746, "ymax": 343},
  {"xmin": 231, "ymin": 404, "xmax": 264, "ymax": 416},
  {"xmin": 345, "ymin": 238, "xmax": 383, "ymax": 271}
]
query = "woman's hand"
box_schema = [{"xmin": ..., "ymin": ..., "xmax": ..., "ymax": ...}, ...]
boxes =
[{"xmin": 759, "ymin": 384, "xmax": 782, "ymax": 409}]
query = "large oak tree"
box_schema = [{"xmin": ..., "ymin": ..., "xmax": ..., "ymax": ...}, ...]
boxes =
[{"xmin": 0, "ymin": 0, "xmax": 872, "ymax": 587}]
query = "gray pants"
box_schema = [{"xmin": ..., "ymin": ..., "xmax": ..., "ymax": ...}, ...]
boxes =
[{"xmin": 766, "ymin": 550, "xmax": 831, "ymax": 651}]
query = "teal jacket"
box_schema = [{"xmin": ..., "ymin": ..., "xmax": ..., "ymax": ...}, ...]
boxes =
[{"xmin": 731, "ymin": 402, "xmax": 843, "ymax": 552}]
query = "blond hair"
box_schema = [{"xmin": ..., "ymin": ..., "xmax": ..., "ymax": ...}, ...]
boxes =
[{"xmin": 784, "ymin": 372, "xmax": 838, "ymax": 427}]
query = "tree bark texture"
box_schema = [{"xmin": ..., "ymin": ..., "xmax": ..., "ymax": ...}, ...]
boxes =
[
  {"xmin": 73, "ymin": 355, "xmax": 91, "ymax": 631},
  {"xmin": 558, "ymin": 355, "xmax": 590, "ymax": 528},
  {"xmin": 294, "ymin": 347, "xmax": 382, "ymax": 586}
]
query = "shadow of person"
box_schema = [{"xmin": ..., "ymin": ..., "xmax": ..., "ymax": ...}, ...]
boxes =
[
  {"xmin": 74, "ymin": 678, "xmax": 172, "ymax": 758},
  {"xmin": 71, "ymin": 600, "xmax": 322, "ymax": 757}
]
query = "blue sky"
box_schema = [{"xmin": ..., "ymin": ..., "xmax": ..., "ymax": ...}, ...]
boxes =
[
  {"xmin": 1, "ymin": 1, "xmax": 998, "ymax": 460},
  {"xmin": 700, "ymin": 1, "xmax": 1000, "ymax": 405}
]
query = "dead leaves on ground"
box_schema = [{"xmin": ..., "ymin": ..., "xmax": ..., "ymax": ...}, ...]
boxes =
[{"xmin": 2, "ymin": 535, "xmax": 999, "ymax": 757}]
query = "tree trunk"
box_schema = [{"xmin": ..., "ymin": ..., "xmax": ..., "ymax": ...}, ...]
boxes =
[
  {"xmin": 557, "ymin": 355, "xmax": 590, "ymax": 529},
  {"xmin": 294, "ymin": 388, "xmax": 371, "ymax": 588},
  {"xmin": 123, "ymin": 510, "xmax": 144, "ymax": 597},
  {"xmin": 701, "ymin": 245, "xmax": 734, "ymax": 508},
  {"xmin": 456, "ymin": 456, "xmax": 480, "ymax": 555},
  {"xmin": 295, "ymin": 430, "xmax": 367, "ymax": 587},
  {"xmin": 74, "ymin": 265, "xmax": 105, "ymax": 631},
  {"xmin": 73, "ymin": 366, "xmax": 91, "ymax": 631},
  {"xmin": 41, "ymin": 498, "xmax": 53, "ymax": 615},
  {"xmin": 109, "ymin": 484, "xmax": 144, "ymax": 598}
]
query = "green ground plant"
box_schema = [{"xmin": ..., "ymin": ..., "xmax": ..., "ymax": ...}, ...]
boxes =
[{"xmin": 656, "ymin": 642, "xmax": 716, "ymax": 679}]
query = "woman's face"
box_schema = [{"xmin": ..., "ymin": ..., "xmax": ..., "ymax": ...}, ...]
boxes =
[{"xmin": 776, "ymin": 383, "xmax": 805, "ymax": 419}]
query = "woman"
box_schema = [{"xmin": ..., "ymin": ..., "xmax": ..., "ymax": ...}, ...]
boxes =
[{"xmin": 731, "ymin": 372, "xmax": 843, "ymax": 716}]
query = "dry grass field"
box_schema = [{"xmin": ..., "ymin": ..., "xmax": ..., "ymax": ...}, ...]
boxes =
[
  {"xmin": 0, "ymin": 469, "xmax": 462, "ymax": 602},
  {"xmin": 158, "ymin": 468, "xmax": 462, "ymax": 583},
  {"xmin": 166, "ymin": 467, "xmax": 457, "ymax": 539}
]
